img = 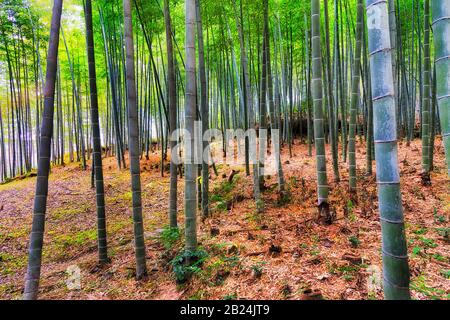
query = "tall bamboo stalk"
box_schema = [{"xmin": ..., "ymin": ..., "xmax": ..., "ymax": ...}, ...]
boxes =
[
  {"xmin": 84, "ymin": 0, "xmax": 108, "ymax": 263},
  {"xmin": 311, "ymin": 0, "xmax": 331, "ymax": 223},
  {"xmin": 421, "ymin": 0, "xmax": 432, "ymax": 185},
  {"xmin": 324, "ymin": 0, "xmax": 340, "ymax": 183},
  {"xmin": 164, "ymin": 0, "xmax": 178, "ymax": 228},
  {"xmin": 123, "ymin": 0, "xmax": 147, "ymax": 279},
  {"xmin": 366, "ymin": 0, "xmax": 410, "ymax": 300},
  {"xmin": 23, "ymin": 0, "xmax": 63, "ymax": 300},
  {"xmin": 431, "ymin": 1, "xmax": 450, "ymax": 177},
  {"xmin": 348, "ymin": 0, "xmax": 364, "ymax": 193},
  {"xmin": 195, "ymin": 0, "xmax": 209, "ymax": 219},
  {"xmin": 185, "ymin": 0, "xmax": 198, "ymax": 253}
]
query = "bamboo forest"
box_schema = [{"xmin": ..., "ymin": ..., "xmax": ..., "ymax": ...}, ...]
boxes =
[{"xmin": 0, "ymin": 0, "xmax": 449, "ymax": 302}]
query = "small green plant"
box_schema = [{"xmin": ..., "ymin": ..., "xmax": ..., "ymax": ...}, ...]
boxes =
[
  {"xmin": 337, "ymin": 265, "xmax": 359, "ymax": 282},
  {"xmin": 411, "ymin": 275, "xmax": 448, "ymax": 300},
  {"xmin": 349, "ymin": 236, "xmax": 361, "ymax": 248},
  {"xmin": 436, "ymin": 228, "xmax": 450, "ymax": 242},
  {"xmin": 223, "ymin": 293, "xmax": 237, "ymax": 300},
  {"xmin": 250, "ymin": 261, "xmax": 266, "ymax": 278},
  {"xmin": 433, "ymin": 208, "xmax": 446, "ymax": 224},
  {"xmin": 310, "ymin": 246, "xmax": 321, "ymax": 256},
  {"xmin": 432, "ymin": 253, "xmax": 446, "ymax": 262},
  {"xmin": 436, "ymin": 227, "xmax": 450, "ymax": 239},
  {"xmin": 171, "ymin": 249, "xmax": 209, "ymax": 284},
  {"xmin": 412, "ymin": 246, "xmax": 423, "ymax": 257},
  {"xmin": 160, "ymin": 226, "xmax": 181, "ymax": 250},
  {"xmin": 189, "ymin": 290, "xmax": 208, "ymax": 300},
  {"xmin": 256, "ymin": 199, "xmax": 265, "ymax": 213},
  {"xmin": 289, "ymin": 176, "xmax": 299, "ymax": 188},
  {"xmin": 347, "ymin": 200, "xmax": 357, "ymax": 222},
  {"xmin": 413, "ymin": 227, "xmax": 428, "ymax": 235},
  {"xmin": 216, "ymin": 201, "xmax": 228, "ymax": 212},
  {"xmin": 367, "ymin": 291, "xmax": 378, "ymax": 300},
  {"xmin": 343, "ymin": 274, "xmax": 354, "ymax": 281},
  {"xmin": 245, "ymin": 211, "xmax": 263, "ymax": 225},
  {"xmin": 224, "ymin": 255, "xmax": 240, "ymax": 268},
  {"xmin": 440, "ymin": 269, "xmax": 450, "ymax": 279},
  {"xmin": 276, "ymin": 191, "xmax": 291, "ymax": 207},
  {"xmin": 210, "ymin": 194, "xmax": 224, "ymax": 202},
  {"xmin": 420, "ymin": 237, "xmax": 438, "ymax": 249}
]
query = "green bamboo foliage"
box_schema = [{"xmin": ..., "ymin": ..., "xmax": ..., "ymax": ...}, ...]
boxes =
[
  {"xmin": 311, "ymin": 0, "xmax": 331, "ymax": 223},
  {"xmin": 431, "ymin": 0, "xmax": 450, "ymax": 177},
  {"xmin": 348, "ymin": 0, "xmax": 364, "ymax": 193},
  {"xmin": 421, "ymin": 0, "xmax": 432, "ymax": 184},
  {"xmin": 164, "ymin": 0, "xmax": 178, "ymax": 228},
  {"xmin": 123, "ymin": 0, "xmax": 147, "ymax": 279},
  {"xmin": 23, "ymin": 0, "xmax": 63, "ymax": 301},
  {"xmin": 185, "ymin": 0, "xmax": 198, "ymax": 253},
  {"xmin": 366, "ymin": 0, "xmax": 411, "ymax": 300}
]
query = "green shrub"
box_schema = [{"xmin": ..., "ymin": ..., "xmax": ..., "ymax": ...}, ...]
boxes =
[
  {"xmin": 160, "ymin": 226, "xmax": 181, "ymax": 250},
  {"xmin": 171, "ymin": 249, "xmax": 209, "ymax": 284}
]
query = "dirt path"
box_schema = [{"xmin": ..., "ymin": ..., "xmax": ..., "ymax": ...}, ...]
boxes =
[{"xmin": 0, "ymin": 139, "xmax": 448, "ymax": 300}]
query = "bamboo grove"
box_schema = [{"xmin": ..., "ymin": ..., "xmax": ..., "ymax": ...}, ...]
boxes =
[{"xmin": 0, "ymin": 0, "xmax": 448, "ymax": 300}]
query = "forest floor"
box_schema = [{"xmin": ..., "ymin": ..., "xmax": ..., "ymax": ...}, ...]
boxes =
[{"xmin": 0, "ymin": 138, "xmax": 449, "ymax": 300}]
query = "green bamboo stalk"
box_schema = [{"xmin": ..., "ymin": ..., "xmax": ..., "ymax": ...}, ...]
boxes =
[
  {"xmin": 185, "ymin": 0, "xmax": 198, "ymax": 253},
  {"xmin": 421, "ymin": 0, "xmax": 432, "ymax": 184},
  {"xmin": 431, "ymin": 0, "xmax": 450, "ymax": 177},
  {"xmin": 195, "ymin": 0, "xmax": 210, "ymax": 219},
  {"xmin": 324, "ymin": 0, "xmax": 340, "ymax": 183},
  {"xmin": 23, "ymin": 0, "xmax": 63, "ymax": 300},
  {"xmin": 348, "ymin": 0, "xmax": 364, "ymax": 193},
  {"xmin": 259, "ymin": 0, "xmax": 269, "ymax": 190},
  {"xmin": 429, "ymin": 65, "xmax": 437, "ymax": 170},
  {"xmin": 311, "ymin": 0, "xmax": 331, "ymax": 223},
  {"xmin": 388, "ymin": 0, "xmax": 399, "ymax": 135},
  {"xmin": 84, "ymin": 0, "xmax": 108, "ymax": 264},
  {"xmin": 266, "ymin": 7, "xmax": 285, "ymax": 193},
  {"xmin": 366, "ymin": 0, "xmax": 411, "ymax": 300},
  {"xmin": 164, "ymin": 0, "xmax": 178, "ymax": 228},
  {"xmin": 123, "ymin": 0, "xmax": 147, "ymax": 279}
]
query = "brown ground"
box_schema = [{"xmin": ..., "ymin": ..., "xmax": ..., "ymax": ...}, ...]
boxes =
[{"xmin": 0, "ymin": 138, "xmax": 449, "ymax": 300}]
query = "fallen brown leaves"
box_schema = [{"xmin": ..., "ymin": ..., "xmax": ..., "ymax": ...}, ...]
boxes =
[{"xmin": 0, "ymin": 139, "xmax": 448, "ymax": 300}]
